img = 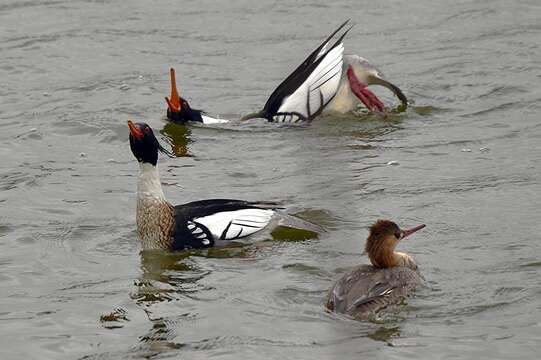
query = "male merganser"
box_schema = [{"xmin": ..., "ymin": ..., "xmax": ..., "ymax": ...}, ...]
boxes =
[
  {"xmin": 326, "ymin": 220, "xmax": 426, "ymax": 320},
  {"xmin": 324, "ymin": 55, "xmax": 408, "ymax": 115},
  {"xmin": 165, "ymin": 68, "xmax": 228, "ymax": 125},
  {"xmin": 241, "ymin": 20, "xmax": 350, "ymax": 123},
  {"xmin": 128, "ymin": 120, "xmax": 321, "ymax": 250},
  {"xmin": 165, "ymin": 21, "xmax": 350, "ymax": 125}
]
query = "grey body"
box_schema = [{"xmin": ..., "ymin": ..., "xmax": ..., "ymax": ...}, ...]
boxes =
[{"xmin": 326, "ymin": 264, "xmax": 423, "ymax": 320}]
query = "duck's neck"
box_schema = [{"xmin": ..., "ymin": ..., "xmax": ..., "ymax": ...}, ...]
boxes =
[
  {"xmin": 369, "ymin": 249, "xmax": 417, "ymax": 271},
  {"xmin": 137, "ymin": 163, "xmax": 165, "ymax": 201},
  {"xmin": 136, "ymin": 162, "xmax": 174, "ymax": 250}
]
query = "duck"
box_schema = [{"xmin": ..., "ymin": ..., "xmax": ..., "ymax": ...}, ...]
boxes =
[
  {"xmin": 165, "ymin": 68, "xmax": 228, "ymax": 125},
  {"xmin": 326, "ymin": 220, "xmax": 426, "ymax": 320},
  {"xmin": 127, "ymin": 120, "xmax": 322, "ymax": 251},
  {"xmin": 165, "ymin": 21, "xmax": 351, "ymax": 125},
  {"xmin": 323, "ymin": 55, "xmax": 408, "ymax": 116}
]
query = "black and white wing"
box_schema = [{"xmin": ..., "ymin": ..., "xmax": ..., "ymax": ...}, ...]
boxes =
[
  {"xmin": 171, "ymin": 199, "xmax": 278, "ymax": 250},
  {"xmin": 259, "ymin": 20, "xmax": 351, "ymax": 123},
  {"xmin": 193, "ymin": 209, "xmax": 274, "ymax": 240},
  {"xmin": 186, "ymin": 221, "xmax": 214, "ymax": 246}
]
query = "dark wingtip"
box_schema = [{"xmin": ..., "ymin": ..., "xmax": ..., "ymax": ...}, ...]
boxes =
[
  {"xmin": 259, "ymin": 20, "xmax": 353, "ymax": 118},
  {"xmin": 329, "ymin": 20, "xmax": 354, "ymax": 50}
]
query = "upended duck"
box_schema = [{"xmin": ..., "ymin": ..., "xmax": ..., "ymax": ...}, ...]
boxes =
[
  {"xmin": 165, "ymin": 20, "xmax": 351, "ymax": 124},
  {"xmin": 326, "ymin": 220, "xmax": 425, "ymax": 320},
  {"xmin": 127, "ymin": 120, "xmax": 322, "ymax": 251},
  {"xmin": 324, "ymin": 55, "xmax": 408, "ymax": 115}
]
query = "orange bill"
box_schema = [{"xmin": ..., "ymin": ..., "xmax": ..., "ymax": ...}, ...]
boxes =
[
  {"xmin": 165, "ymin": 68, "xmax": 181, "ymax": 113},
  {"xmin": 127, "ymin": 120, "xmax": 144, "ymax": 139}
]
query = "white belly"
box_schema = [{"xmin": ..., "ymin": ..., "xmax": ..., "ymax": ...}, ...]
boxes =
[{"xmin": 324, "ymin": 81, "xmax": 358, "ymax": 114}]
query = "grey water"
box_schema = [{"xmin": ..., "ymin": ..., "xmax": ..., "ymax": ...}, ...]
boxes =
[{"xmin": 1, "ymin": 0, "xmax": 541, "ymax": 359}]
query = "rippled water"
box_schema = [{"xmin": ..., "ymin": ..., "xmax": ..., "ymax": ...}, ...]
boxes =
[{"xmin": 1, "ymin": 0, "xmax": 541, "ymax": 359}]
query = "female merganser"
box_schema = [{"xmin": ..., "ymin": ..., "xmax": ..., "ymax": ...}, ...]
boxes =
[
  {"xmin": 324, "ymin": 55, "xmax": 408, "ymax": 115},
  {"xmin": 128, "ymin": 120, "xmax": 321, "ymax": 250},
  {"xmin": 326, "ymin": 220, "xmax": 426, "ymax": 320},
  {"xmin": 165, "ymin": 21, "xmax": 350, "ymax": 125}
]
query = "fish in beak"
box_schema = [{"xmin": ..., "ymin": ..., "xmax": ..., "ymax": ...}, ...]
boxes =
[{"xmin": 346, "ymin": 63, "xmax": 408, "ymax": 115}]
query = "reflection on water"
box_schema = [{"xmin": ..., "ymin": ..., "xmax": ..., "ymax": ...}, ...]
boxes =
[
  {"xmin": 367, "ymin": 326, "xmax": 401, "ymax": 344},
  {"xmin": 100, "ymin": 308, "xmax": 129, "ymax": 330},
  {"xmin": 133, "ymin": 250, "xmax": 207, "ymax": 304},
  {"xmin": 135, "ymin": 226, "xmax": 320, "ymax": 302},
  {"xmin": 160, "ymin": 122, "xmax": 192, "ymax": 157},
  {"xmin": 270, "ymin": 226, "xmax": 319, "ymax": 242},
  {"xmin": 2, "ymin": 0, "xmax": 541, "ymax": 358}
]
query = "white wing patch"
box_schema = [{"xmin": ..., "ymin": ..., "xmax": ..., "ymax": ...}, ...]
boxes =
[
  {"xmin": 187, "ymin": 221, "xmax": 212, "ymax": 246},
  {"xmin": 194, "ymin": 209, "xmax": 274, "ymax": 240},
  {"xmin": 277, "ymin": 43, "xmax": 344, "ymax": 120},
  {"xmin": 272, "ymin": 113, "xmax": 302, "ymax": 123},
  {"xmin": 201, "ymin": 115, "xmax": 229, "ymax": 124}
]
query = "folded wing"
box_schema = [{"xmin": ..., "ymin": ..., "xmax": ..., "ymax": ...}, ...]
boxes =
[
  {"xmin": 171, "ymin": 200, "xmax": 278, "ymax": 250},
  {"xmin": 194, "ymin": 209, "xmax": 275, "ymax": 240}
]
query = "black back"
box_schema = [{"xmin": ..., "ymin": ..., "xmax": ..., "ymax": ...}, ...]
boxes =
[{"xmin": 167, "ymin": 97, "xmax": 205, "ymax": 124}]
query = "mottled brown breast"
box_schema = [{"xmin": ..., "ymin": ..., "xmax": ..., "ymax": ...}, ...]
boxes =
[{"xmin": 136, "ymin": 198, "xmax": 175, "ymax": 250}]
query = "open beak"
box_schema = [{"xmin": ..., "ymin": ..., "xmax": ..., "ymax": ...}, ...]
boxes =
[
  {"xmin": 347, "ymin": 65, "xmax": 385, "ymax": 115},
  {"xmin": 165, "ymin": 68, "xmax": 181, "ymax": 113},
  {"xmin": 347, "ymin": 65, "xmax": 408, "ymax": 115},
  {"xmin": 127, "ymin": 120, "xmax": 144, "ymax": 139},
  {"xmin": 401, "ymin": 224, "xmax": 426, "ymax": 240}
]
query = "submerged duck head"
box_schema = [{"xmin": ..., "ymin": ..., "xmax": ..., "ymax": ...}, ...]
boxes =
[
  {"xmin": 364, "ymin": 220, "xmax": 425, "ymax": 270},
  {"xmin": 164, "ymin": 68, "xmax": 202, "ymax": 123},
  {"xmin": 344, "ymin": 55, "xmax": 408, "ymax": 113},
  {"xmin": 128, "ymin": 120, "xmax": 171, "ymax": 166}
]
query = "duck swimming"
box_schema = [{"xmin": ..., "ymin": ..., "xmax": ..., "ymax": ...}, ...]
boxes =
[
  {"xmin": 165, "ymin": 68, "xmax": 228, "ymax": 125},
  {"xmin": 326, "ymin": 220, "xmax": 425, "ymax": 320},
  {"xmin": 324, "ymin": 55, "xmax": 408, "ymax": 115},
  {"xmin": 166, "ymin": 21, "xmax": 350, "ymax": 124},
  {"xmin": 127, "ymin": 120, "xmax": 321, "ymax": 251}
]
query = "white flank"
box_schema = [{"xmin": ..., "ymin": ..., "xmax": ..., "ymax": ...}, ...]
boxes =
[
  {"xmin": 201, "ymin": 115, "xmax": 229, "ymax": 124},
  {"xmin": 194, "ymin": 209, "xmax": 274, "ymax": 240}
]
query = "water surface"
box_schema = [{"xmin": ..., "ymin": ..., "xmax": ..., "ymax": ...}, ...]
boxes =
[{"xmin": 1, "ymin": 0, "xmax": 541, "ymax": 359}]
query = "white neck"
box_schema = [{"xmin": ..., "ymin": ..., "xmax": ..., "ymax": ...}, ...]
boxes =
[
  {"xmin": 136, "ymin": 162, "xmax": 173, "ymax": 250},
  {"xmin": 137, "ymin": 162, "xmax": 165, "ymax": 201}
]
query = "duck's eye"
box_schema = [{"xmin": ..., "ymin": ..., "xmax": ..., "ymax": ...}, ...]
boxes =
[
  {"xmin": 395, "ymin": 232, "xmax": 401, "ymax": 239},
  {"xmin": 144, "ymin": 127, "xmax": 151, "ymax": 133}
]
